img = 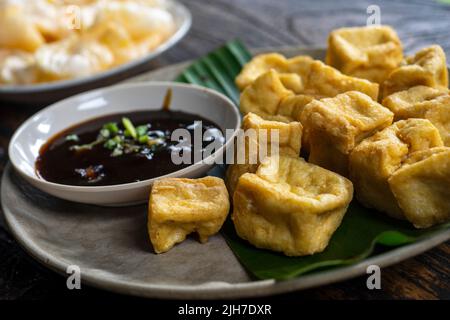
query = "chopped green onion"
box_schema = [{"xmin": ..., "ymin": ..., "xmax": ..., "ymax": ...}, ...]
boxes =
[
  {"xmin": 138, "ymin": 135, "xmax": 149, "ymax": 144},
  {"xmin": 103, "ymin": 139, "xmax": 117, "ymax": 150},
  {"xmin": 136, "ymin": 125, "xmax": 148, "ymax": 137},
  {"xmin": 103, "ymin": 122, "xmax": 119, "ymax": 135},
  {"xmin": 111, "ymin": 147, "xmax": 123, "ymax": 157},
  {"xmin": 65, "ymin": 134, "xmax": 79, "ymax": 142},
  {"xmin": 99, "ymin": 128, "xmax": 110, "ymax": 139},
  {"xmin": 122, "ymin": 117, "xmax": 137, "ymax": 140},
  {"xmin": 70, "ymin": 138, "xmax": 104, "ymax": 152}
]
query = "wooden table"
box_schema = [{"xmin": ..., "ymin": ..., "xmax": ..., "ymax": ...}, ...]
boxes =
[{"xmin": 1, "ymin": 0, "xmax": 449, "ymax": 300}]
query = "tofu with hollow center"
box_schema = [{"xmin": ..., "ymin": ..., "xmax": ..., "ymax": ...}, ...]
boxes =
[
  {"xmin": 148, "ymin": 177, "xmax": 230, "ymax": 253},
  {"xmin": 326, "ymin": 25, "xmax": 403, "ymax": 84},
  {"xmin": 225, "ymin": 112, "xmax": 302, "ymax": 196},
  {"xmin": 381, "ymin": 45, "xmax": 448, "ymax": 99},
  {"xmin": 349, "ymin": 119, "xmax": 448, "ymax": 228},
  {"xmin": 382, "ymin": 85, "xmax": 450, "ymax": 146},
  {"xmin": 300, "ymin": 91, "xmax": 394, "ymax": 176},
  {"xmin": 232, "ymin": 155, "xmax": 353, "ymax": 256}
]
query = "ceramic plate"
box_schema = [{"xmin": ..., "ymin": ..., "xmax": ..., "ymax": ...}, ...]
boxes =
[
  {"xmin": 2, "ymin": 48, "xmax": 450, "ymax": 299},
  {"xmin": 0, "ymin": 0, "xmax": 191, "ymax": 105}
]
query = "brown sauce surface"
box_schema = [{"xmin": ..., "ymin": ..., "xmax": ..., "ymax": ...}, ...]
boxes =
[{"xmin": 35, "ymin": 110, "xmax": 222, "ymax": 186}]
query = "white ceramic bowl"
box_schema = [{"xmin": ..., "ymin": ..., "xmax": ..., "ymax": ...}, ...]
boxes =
[
  {"xmin": 8, "ymin": 82, "xmax": 241, "ymax": 206},
  {"xmin": 0, "ymin": 0, "xmax": 191, "ymax": 105}
]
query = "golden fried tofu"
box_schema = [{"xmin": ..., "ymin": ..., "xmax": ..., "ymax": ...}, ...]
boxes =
[
  {"xmin": 382, "ymin": 86, "xmax": 450, "ymax": 146},
  {"xmin": 301, "ymin": 91, "xmax": 394, "ymax": 176},
  {"xmin": 326, "ymin": 25, "xmax": 403, "ymax": 83},
  {"xmin": 240, "ymin": 63, "xmax": 379, "ymax": 123},
  {"xmin": 388, "ymin": 147, "xmax": 450, "ymax": 228},
  {"xmin": 302, "ymin": 60, "xmax": 379, "ymax": 100},
  {"xmin": 349, "ymin": 119, "xmax": 445, "ymax": 224},
  {"xmin": 235, "ymin": 53, "xmax": 315, "ymax": 91},
  {"xmin": 382, "ymin": 45, "xmax": 449, "ymax": 98},
  {"xmin": 240, "ymin": 70, "xmax": 297, "ymax": 122},
  {"xmin": 225, "ymin": 112, "xmax": 302, "ymax": 195},
  {"xmin": 148, "ymin": 177, "xmax": 230, "ymax": 253},
  {"xmin": 232, "ymin": 155, "xmax": 353, "ymax": 256}
]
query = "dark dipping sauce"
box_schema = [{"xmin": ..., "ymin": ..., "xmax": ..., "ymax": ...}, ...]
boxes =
[{"xmin": 36, "ymin": 110, "xmax": 222, "ymax": 186}]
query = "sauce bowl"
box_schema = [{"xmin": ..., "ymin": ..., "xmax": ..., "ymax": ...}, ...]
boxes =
[{"xmin": 8, "ymin": 82, "xmax": 241, "ymax": 206}]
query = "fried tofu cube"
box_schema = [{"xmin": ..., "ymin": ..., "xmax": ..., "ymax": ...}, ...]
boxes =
[
  {"xmin": 303, "ymin": 60, "xmax": 379, "ymax": 100},
  {"xmin": 240, "ymin": 64, "xmax": 379, "ymax": 124},
  {"xmin": 382, "ymin": 86, "xmax": 450, "ymax": 146},
  {"xmin": 225, "ymin": 112, "xmax": 302, "ymax": 195},
  {"xmin": 382, "ymin": 45, "xmax": 449, "ymax": 98},
  {"xmin": 326, "ymin": 25, "xmax": 403, "ymax": 83},
  {"xmin": 301, "ymin": 91, "xmax": 394, "ymax": 176},
  {"xmin": 235, "ymin": 53, "xmax": 315, "ymax": 91},
  {"xmin": 242, "ymin": 112, "xmax": 302, "ymax": 155},
  {"xmin": 388, "ymin": 147, "xmax": 450, "ymax": 228},
  {"xmin": 240, "ymin": 70, "xmax": 297, "ymax": 122},
  {"xmin": 232, "ymin": 155, "xmax": 353, "ymax": 256},
  {"xmin": 148, "ymin": 177, "xmax": 230, "ymax": 253},
  {"xmin": 349, "ymin": 119, "xmax": 444, "ymax": 223}
]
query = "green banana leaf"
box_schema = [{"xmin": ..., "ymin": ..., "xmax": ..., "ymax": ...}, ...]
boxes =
[{"xmin": 175, "ymin": 40, "xmax": 450, "ymax": 280}]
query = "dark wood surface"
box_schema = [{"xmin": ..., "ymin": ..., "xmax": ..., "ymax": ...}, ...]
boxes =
[{"xmin": 1, "ymin": 0, "xmax": 449, "ymax": 300}]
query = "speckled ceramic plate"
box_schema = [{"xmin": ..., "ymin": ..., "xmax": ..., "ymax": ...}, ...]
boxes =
[{"xmin": 2, "ymin": 48, "xmax": 450, "ymax": 299}]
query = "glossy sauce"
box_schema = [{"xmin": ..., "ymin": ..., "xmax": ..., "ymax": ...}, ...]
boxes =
[{"xmin": 35, "ymin": 110, "xmax": 222, "ymax": 186}]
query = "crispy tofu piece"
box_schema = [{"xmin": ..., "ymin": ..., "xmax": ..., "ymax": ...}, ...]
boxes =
[
  {"xmin": 148, "ymin": 177, "xmax": 230, "ymax": 253},
  {"xmin": 232, "ymin": 155, "xmax": 353, "ymax": 256},
  {"xmin": 326, "ymin": 25, "xmax": 403, "ymax": 83},
  {"xmin": 235, "ymin": 53, "xmax": 314, "ymax": 91},
  {"xmin": 388, "ymin": 147, "xmax": 450, "ymax": 228},
  {"xmin": 225, "ymin": 112, "xmax": 302, "ymax": 195},
  {"xmin": 242, "ymin": 112, "xmax": 302, "ymax": 155},
  {"xmin": 240, "ymin": 63, "xmax": 379, "ymax": 123},
  {"xmin": 382, "ymin": 45, "xmax": 449, "ymax": 98},
  {"xmin": 240, "ymin": 70, "xmax": 297, "ymax": 122},
  {"xmin": 382, "ymin": 86, "xmax": 450, "ymax": 146},
  {"xmin": 301, "ymin": 91, "xmax": 394, "ymax": 176},
  {"xmin": 302, "ymin": 60, "xmax": 379, "ymax": 100},
  {"xmin": 349, "ymin": 119, "xmax": 444, "ymax": 223}
]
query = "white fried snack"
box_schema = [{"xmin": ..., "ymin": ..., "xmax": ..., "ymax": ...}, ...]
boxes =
[
  {"xmin": 148, "ymin": 177, "xmax": 230, "ymax": 253},
  {"xmin": 232, "ymin": 155, "xmax": 353, "ymax": 256},
  {"xmin": 382, "ymin": 86, "xmax": 450, "ymax": 146},
  {"xmin": 382, "ymin": 45, "xmax": 449, "ymax": 98},
  {"xmin": 326, "ymin": 25, "xmax": 403, "ymax": 84},
  {"xmin": 349, "ymin": 119, "xmax": 448, "ymax": 228},
  {"xmin": 300, "ymin": 91, "xmax": 394, "ymax": 176},
  {"xmin": 225, "ymin": 112, "xmax": 302, "ymax": 195},
  {"xmin": 0, "ymin": 0, "xmax": 175, "ymax": 85}
]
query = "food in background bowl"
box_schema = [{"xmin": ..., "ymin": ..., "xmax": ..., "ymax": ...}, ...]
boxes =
[{"xmin": 0, "ymin": 0, "xmax": 176, "ymax": 85}]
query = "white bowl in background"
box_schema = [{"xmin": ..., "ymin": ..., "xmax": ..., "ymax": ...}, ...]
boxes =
[
  {"xmin": 8, "ymin": 82, "xmax": 241, "ymax": 206},
  {"xmin": 0, "ymin": 0, "xmax": 191, "ymax": 105}
]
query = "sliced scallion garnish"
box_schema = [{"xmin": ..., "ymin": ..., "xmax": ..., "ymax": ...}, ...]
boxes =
[{"xmin": 122, "ymin": 117, "xmax": 137, "ymax": 140}]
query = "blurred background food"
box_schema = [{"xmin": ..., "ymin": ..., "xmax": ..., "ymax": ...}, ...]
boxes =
[{"xmin": 0, "ymin": 0, "xmax": 176, "ymax": 85}]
